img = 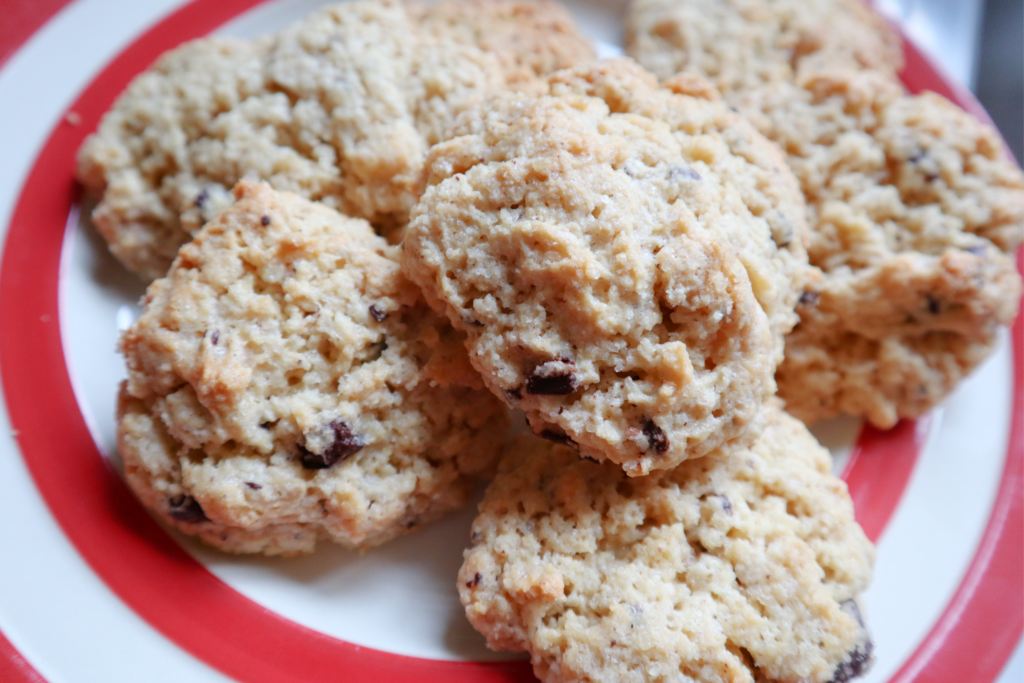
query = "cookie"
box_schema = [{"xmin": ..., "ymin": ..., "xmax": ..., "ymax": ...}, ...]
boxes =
[
  {"xmin": 625, "ymin": 0, "xmax": 902, "ymax": 95},
  {"xmin": 459, "ymin": 404, "xmax": 875, "ymax": 683},
  {"xmin": 409, "ymin": 0, "xmax": 595, "ymax": 78},
  {"xmin": 547, "ymin": 59, "xmax": 811, "ymax": 354},
  {"xmin": 403, "ymin": 62, "xmax": 793, "ymax": 476},
  {"xmin": 118, "ymin": 181, "xmax": 508, "ymax": 555},
  {"xmin": 76, "ymin": 0, "xmax": 540, "ymax": 281},
  {"xmin": 736, "ymin": 69, "xmax": 1024, "ymax": 426}
]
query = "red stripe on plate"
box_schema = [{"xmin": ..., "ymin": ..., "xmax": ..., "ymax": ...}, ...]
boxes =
[
  {"xmin": 0, "ymin": 0, "xmax": 76, "ymax": 70},
  {"xmin": 0, "ymin": 3, "xmax": 1017, "ymax": 683},
  {"xmin": 0, "ymin": 630, "xmax": 46, "ymax": 683},
  {"xmin": 886, "ymin": 249, "xmax": 1024, "ymax": 683},
  {"xmin": 842, "ymin": 417, "xmax": 932, "ymax": 544}
]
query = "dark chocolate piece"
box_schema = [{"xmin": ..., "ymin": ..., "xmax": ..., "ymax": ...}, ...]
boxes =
[
  {"xmin": 526, "ymin": 374, "xmax": 576, "ymax": 395},
  {"xmin": 465, "ymin": 572, "xmax": 482, "ymax": 588},
  {"xmin": 194, "ymin": 188, "xmax": 209, "ymax": 208},
  {"xmin": 299, "ymin": 420, "xmax": 365, "ymax": 469},
  {"xmin": 245, "ymin": 482, "xmax": 262, "ymax": 491},
  {"xmin": 829, "ymin": 641, "xmax": 873, "ymax": 683},
  {"xmin": 260, "ymin": 215, "xmax": 271, "ymax": 226},
  {"xmin": 926, "ymin": 295, "xmax": 941, "ymax": 315},
  {"xmin": 368, "ymin": 305, "xmax": 388, "ymax": 322},
  {"xmin": 642, "ymin": 419, "xmax": 669, "ymax": 454},
  {"xmin": 799, "ymin": 291, "xmax": 820, "ymax": 306},
  {"xmin": 210, "ymin": 329, "xmax": 220, "ymax": 346},
  {"xmin": 719, "ymin": 495, "xmax": 733, "ymax": 516},
  {"xmin": 168, "ymin": 494, "xmax": 208, "ymax": 523},
  {"xmin": 540, "ymin": 430, "xmax": 577, "ymax": 447}
]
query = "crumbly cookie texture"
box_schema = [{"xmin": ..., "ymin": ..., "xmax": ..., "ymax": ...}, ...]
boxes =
[
  {"xmin": 460, "ymin": 405, "xmax": 875, "ymax": 683},
  {"xmin": 76, "ymin": 0, "xmax": 538, "ymax": 281},
  {"xmin": 547, "ymin": 59, "xmax": 811, "ymax": 355},
  {"xmin": 118, "ymin": 181, "xmax": 508, "ymax": 555},
  {"xmin": 736, "ymin": 69, "xmax": 1024, "ymax": 427},
  {"xmin": 408, "ymin": 0, "xmax": 595, "ymax": 78},
  {"xmin": 625, "ymin": 0, "xmax": 902, "ymax": 95},
  {"xmin": 404, "ymin": 65, "xmax": 785, "ymax": 476}
]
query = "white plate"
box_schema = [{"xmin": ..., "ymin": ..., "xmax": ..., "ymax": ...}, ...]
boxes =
[{"xmin": 0, "ymin": 1, "xmax": 1020, "ymax": 682}]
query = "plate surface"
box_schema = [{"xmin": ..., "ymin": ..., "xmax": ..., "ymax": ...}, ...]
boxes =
[{"xmin": 0, "ymin": 1, "xmax": 1020, "ymax": 682}]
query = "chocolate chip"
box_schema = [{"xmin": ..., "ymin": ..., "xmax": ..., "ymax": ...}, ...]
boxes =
[
  {"xmin": 368, "ymin": 305, "xmax": 388, "ymax": 322},
  {"xmin": 669, "ymin": 164, "xmax": 701, "ymax": 181},
  {"xmin": 525, "ymin": 355, "xmax": 578, "ymax": 395},
  {"xmin": 260, "ymin": 215, "xmax": 271, "ymax": 226},
  {"xmin": 799, "ymin": 291, "xmax": 820, "ymax": 306},
  {"xmin": 908, "ymin": 150, "xmax": 939, "ymax": 182},
  {"xmin": 527, "ymin": 374, "xmax": 577, "ymax": 395},
  {"xmin": 299, "ymin": 420, "xmax": 365, "ymax": 469},
  {"xmin": 540, "ymin": 430, "xmax": 577, "ymax": 448},
  {"xmin": 465, "ymin": 572, "xmax": 482, "ymax": 588},
  {"xmin": 642, "ymin": 419, "xmax": 669, "ymax": 454},
  {"xmin": 210, "ymin": 329, "xmax": 220, "ymax": 346},
  {"xmin": 245, "ymin": 482, "xmax": 262, "ymax": 490},
  {"xmin": 829, "ymin": 641, "xmax": 873, "ymax": 683},
  {"xmin": 506, "ymin": 387, "xmax": 522, "ymax": 401},
  {"xmin": 719, "ymin": 495, "xmax": 733, "ymax": 516},
  {"xmin": 168, "ymin": 494, "xmax": 208, "ymax": 523},
  {"xmin": 194, "ymin": 188, "xmax": 209, "ymax": 208},
  {"xmin": 926, "ymin": 295, "xmax": 941, "ymax": 315}
]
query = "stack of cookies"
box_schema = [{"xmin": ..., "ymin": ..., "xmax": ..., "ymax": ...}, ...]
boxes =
[{"xmin": 76, "ymin": 0, "xmax": 1023, "ymax": 681}]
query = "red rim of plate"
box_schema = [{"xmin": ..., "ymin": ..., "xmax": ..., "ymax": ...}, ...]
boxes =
[{"xmin": 0, "ymin": 1, "xmax": 1020, "ymax": 681}]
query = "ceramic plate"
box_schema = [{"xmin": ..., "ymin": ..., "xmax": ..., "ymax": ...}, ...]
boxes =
[{"xmin": 0, "ymin": 1, "xmax": 1020, "ymax": 681}]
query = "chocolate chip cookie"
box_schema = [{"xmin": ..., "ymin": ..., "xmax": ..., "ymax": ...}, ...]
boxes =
[
  {"xmin": 118, "ymin": 181, "xmax": 508, "ymax": 555},
  {"xmin": 403, "ymin": 62, "xmax": 802, "ymax": 475},
  {"xmin": 738, "ymin": 69, "xmax": 1024, "ymax": 426},
  {"xmin": 459, "ymin": 403, "xmax": 875, "ymax": 683}
]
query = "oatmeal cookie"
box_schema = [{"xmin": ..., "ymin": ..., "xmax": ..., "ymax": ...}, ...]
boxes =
[
  {"xmin": 76, "ymin": 0, "xmax": 537, "ymax": 281},
  {"xmin": 403, "ymin": 73, "xmax": 783, "ymax": 476},
  {"xmin": 409, "ymin": 0, "xmax": 595, "ymax": 78},
  {"xmin": 625, "ymin": 0, "xmax": 902, "ymax": 95},
  {"xmin": 118, "ymin": 181, "xmax": 508, "ymax": 555},
  {"xmin": 736, "ymin": 69, "xmax": 1024, "ymax": 426},
  {"xmin": 459, "ymin": 404, "xmax": 875, "ymax": 683}
]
